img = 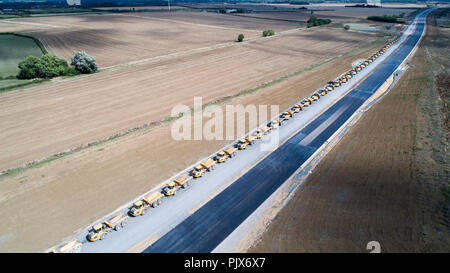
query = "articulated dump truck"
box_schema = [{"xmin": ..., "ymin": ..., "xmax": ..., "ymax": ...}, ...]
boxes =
[
  {"xmin": 129, "ymin": 191, "xmax": 164, "ymax": 216},
  {"xmin": 216, "ymin": 147, "xmax": 237, "ymax": 163},
  {"xmin": 48, "ymin": 238, "xmax": 83, "ymax": 253},
  {"xmin": 163, "ymin": 174, "xmax": 193, "ymax": 196},
  {"xmin": 87, "ymin": 212, "xmax": 128, "ymax": 242},
  {"xmin": 201, "ymin": 158, "xmax": 217, "ymax": 172},
  {"xmin": 280, "ymin": 111, "xmax": 292, "ymax": 121}
]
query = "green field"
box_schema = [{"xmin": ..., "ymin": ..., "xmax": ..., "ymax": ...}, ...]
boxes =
[{"xmin": 0, "ymin": 34, "xmax": 44, "ymax": 78}]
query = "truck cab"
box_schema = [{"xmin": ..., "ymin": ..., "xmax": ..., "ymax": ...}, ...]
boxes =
[
  {"xmin": 87, "ymin": 223, "xmax": 106, "ymax": 242},
  {"xmin": 291, "ymin": 105, "xmax": 301, "ymax": 113},
  {"xmin": 129, "ymin": 200, "xmax": 146, "ymax": 217},
  {"xmin": 269, "ymin": 120, "xmax": 280, "ymax": 129},
  {"xmin": 237, "ymin": 139, "xmax": 248, "ymax": 150},
  {"xmin": 280, "ymin": 112, "xmax": 291, "ymax": 121},
  {"xmin": 163, "ymin": 181, "xmax": 178, "ymax": 196},
  {"xmin": 255, "ymin": 129, "xmax": 265, "ymax": 139},
  {"xmin": 216, "ymin": 151, "xmax": 228, "ymax": 163},
  {"xmin": 191, "ymin": 165, "xmax": 205, "ymax": 178}
]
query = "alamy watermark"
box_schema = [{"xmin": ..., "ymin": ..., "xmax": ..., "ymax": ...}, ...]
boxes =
[{"xmin": 170, "ymin": 97, "xmax": 281, "ymax": 151}]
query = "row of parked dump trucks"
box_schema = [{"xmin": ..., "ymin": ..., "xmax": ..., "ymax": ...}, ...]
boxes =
[{"xmin": 47, "ymin": 37, "xmax": 400, "ymax": 253}]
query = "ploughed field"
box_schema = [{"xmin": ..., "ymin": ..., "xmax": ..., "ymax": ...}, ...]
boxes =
[{"xmin": 0, "ymin": 14, "xmax": 378, "ymax": 172}]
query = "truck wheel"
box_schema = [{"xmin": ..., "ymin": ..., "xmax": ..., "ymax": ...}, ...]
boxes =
[
  {"xmin": 121, "ymin": 221, "xmax": 127, "ymax": 228},
  {"xmin": 158, "ymin": 199, "xmax": 162, "ymax": 206},
  {"xmin": 182, "ymin": 184, "xmax": 186, "ymax": 189},
  {"xmin": 151, "ymin": 202, "xmax": 157, "ymax": 208},
  {"xmin": 115, "ymin": 225, "xmax": 121, "ymax": 231},
  {"xmin": 100, "ymin": 234, "xmax": 105, "ymax": 240}
]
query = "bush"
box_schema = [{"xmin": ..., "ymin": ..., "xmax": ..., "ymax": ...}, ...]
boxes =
[
  {"xmin": 237, "ymin": 33, "xmax": 244, "ymax": 42},
  {"xmin": 307, "ymin": 16, "xmax": 332, "ymax": 28},
  {"xmin": 39, "ymin": 54, "xmax": 69, "ymax": 78},
  {"xmin": 17, "ymin": 55, "xmax": 70, "ymax": 79},
  {"xmin": 17, "ymin": 55, "xmax": 42, "ymax": 79},
  {"xmin": 344, "ymin": 25, "xmax": 350, "ymax": 30},
  {"xmin": 71, "ymin": 51, "xmax": 98, "ymax": 74},
  {"xmin": 262, "ymin": 29, "xmax": 275, "ymax": 37}
]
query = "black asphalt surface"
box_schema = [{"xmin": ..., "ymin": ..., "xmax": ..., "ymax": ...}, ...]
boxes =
[{"xmin": 144, "ymin": 9, "xmax": 431, "ymax": 253}]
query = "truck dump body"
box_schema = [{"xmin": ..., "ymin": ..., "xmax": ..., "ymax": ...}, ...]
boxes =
[
  {"xmin": 58, "ymin": 239, "xmax": 82, "ymax": 253},
  {"xmin": 201, "ymin": 159, "xmax": 216, "ymax": 170}
]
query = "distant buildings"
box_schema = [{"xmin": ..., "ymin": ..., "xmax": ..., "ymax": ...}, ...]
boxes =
[{"xmin": 66, "ymin": 0, "xmax": 81, "ymax": 6}]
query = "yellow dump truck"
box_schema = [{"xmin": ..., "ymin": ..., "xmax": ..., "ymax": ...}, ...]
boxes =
[
  {"xmin": 237, "ymin": 139, "xmax": 248, "ymax": 150},
  {"xmin": 255, "ymin": 128, "xmax": 265, "ymax": 139},
  {"xmin": 268, "ymin": 119, "xmax": 281, "ymax": 129},
  {"xmin": 191, "ymin": 165, "xmax": 206, "ymax": 178},
  {"xmin": 216, "ymin": 151, "xmax": 228, "ymax": 163},
  {"xmin": 163, "ymin": 174, "xmax": 193, "ymax": 196},
  {"xmin": 326, "ymin": 85, "xmax": 334, "ymax": 91},
  {"xmin": 129, "ymin": 191, "xmax": 164, "ymax": 216},
  {"xmin": 261, "ymin": 125, "xmax": 271, "ymax": 134},
  {"xmin": 201, "ymin": 158, "xmax": 216, "ymax": 171},
  {"xmin": 280, "ymin": 111, "xmax": 291, "ymax": 121},
  {"xmin": 56, "ymin": 239, "xmax": 82, "ymax": 253},
  {"xmin": 216, "ymin": 147, "xmax": 237, "ymax": 162},
  {"xmin": 301, "ymin": 100, "xmax": 311, "ymax": 107},
  {"xmin": 87, "ymin": 212, "xmax": 128, "ymax": 242},
  {"xmin": 245, "ymin": 135, "xmax": 256, "ymax": 145},
  {"xmin": 291, "ymin": 105, "xmax": 301, "ymax": 113}
]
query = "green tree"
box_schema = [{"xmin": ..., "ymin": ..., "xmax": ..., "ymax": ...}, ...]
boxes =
[
  {"xmin": 17, "ymin": 55, "xmax": 42, "ymax": 79},
  {"xmin": 237, "ymin": 33, "xmax": 244, "ymax": 42},
  {"xmin": 17, "ymin": 54, "xmax": 73, "ymax": 79},
  {"xmin": 39, "ymin": 54, "xmax": 69, "ymax": 78},
  {"xmin": 344, "ymin": 25, "xmax": 350, "ymax": 30}
]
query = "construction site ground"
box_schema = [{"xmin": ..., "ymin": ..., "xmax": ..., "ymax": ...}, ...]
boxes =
[{"xmin": 249, "ymin": 12, "xmax": 450, "ymax": 253}]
